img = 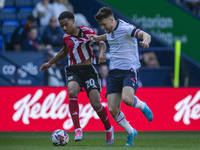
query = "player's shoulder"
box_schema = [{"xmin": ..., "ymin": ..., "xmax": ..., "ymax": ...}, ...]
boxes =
[
  {"xmin": 63, "ymin": 34, "xmax": 70, "ymax": 39},
  {"xmin": 80, "ymin": 26, "xmax": 95, "ymax": 34},
  {"xmin": 118, "ymin": 19, "xmax": 136, "ymax": 29}
]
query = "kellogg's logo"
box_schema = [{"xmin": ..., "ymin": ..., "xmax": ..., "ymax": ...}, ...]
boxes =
[
  {"xmin": 174, "ymin": 90, "xmax": 200, "ymax": 125},
  {"xmin": 12, "ymin": 89, "xmax": 106, "ymax": 130}
]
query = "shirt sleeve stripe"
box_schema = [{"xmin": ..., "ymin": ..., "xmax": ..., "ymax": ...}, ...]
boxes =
[
  {"xmin": 131, "ymin": 28, "xmax": 141, "ymax": 38},
  {"xmin": 134, "ymin": 29, "xmax": 141, "ymax": 38}
]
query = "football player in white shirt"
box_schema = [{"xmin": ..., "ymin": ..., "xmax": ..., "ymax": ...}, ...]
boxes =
[{"xmin": 89, "ymin": 7, "xmax": 153, "ymax": 146}]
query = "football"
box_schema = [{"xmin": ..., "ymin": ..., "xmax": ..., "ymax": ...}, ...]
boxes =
[{"xmin": 50, "ymin": 129, "xmax": 69, "ymax": 146}]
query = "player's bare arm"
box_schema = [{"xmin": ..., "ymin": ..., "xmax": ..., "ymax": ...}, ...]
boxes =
[
  {"xmin": 137, "ymin": 31, "xmax": 151, "ymax": 48},
  {"xmin": 95, "ymin": 41, "xmax": 106, "ymax": 64},
  {"xmin": 40, "ymin": 45, "xmax": 68, "ymax": 72},
  {"xmin": 88, "ymin": 34, "xmax": 107, "ymax": 42}
]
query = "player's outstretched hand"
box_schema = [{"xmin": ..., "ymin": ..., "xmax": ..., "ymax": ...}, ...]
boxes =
[
  {"xmin": 40, "ymin": 62, "xmax": 51, "ymax": 73},
  {"xmin": 139, "ymin": 41, "xmax": 149, "ymax": 48},
  {"xmin": 88, "ymin": 34, "xmax": 98, "ymax": 42}
]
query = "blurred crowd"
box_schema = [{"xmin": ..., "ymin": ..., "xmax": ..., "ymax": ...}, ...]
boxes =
[
  {"xmin": 0, "ymin": 0, "xmax": 92, "ymax": 52},
  {"xmin": 174, "ymin": 0, "xmax": 200, "ymax": 16}
]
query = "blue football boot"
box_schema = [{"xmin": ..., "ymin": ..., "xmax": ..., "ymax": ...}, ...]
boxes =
[
  {"xmin": 126, "ymin": 128, "xmax": 138, "ymax": 146},
  {"xmin": 140, "ymin": 102, "xmax": 153, "ymax": 121}
]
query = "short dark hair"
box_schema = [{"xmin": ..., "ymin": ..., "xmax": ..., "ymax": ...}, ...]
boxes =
[
  {"xmin": 58, "ymin": 11, "xmax": 74, "ymax": 21},
  {"xmin": 26, "ymin": 15, "xmax": 36, "ymax": 22},
  {"xmin": 94, "ymin": 7, "xmax": 113, "ymax": 22}
]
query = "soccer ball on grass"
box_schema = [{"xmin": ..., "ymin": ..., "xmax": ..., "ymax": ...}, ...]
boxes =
[{"xmin": 50, "ymin": 129, "xmax": 69, "ymax": 146}]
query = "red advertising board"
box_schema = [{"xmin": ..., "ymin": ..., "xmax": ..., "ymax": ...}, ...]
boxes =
[{"xmin": 0, "ymin": 87, "xmax": 199, "ymax": 131}]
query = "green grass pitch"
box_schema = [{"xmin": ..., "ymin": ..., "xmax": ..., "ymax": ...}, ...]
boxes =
[{"xmin": 0, "ymin": 131, "xmax": 199, "ymax": 150}]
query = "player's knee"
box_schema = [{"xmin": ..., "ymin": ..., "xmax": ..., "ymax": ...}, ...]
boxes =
[
  {"xmin": 122, "ymin": 96, "xmax": 132, "ymax": 106},
  {"xmin": 91, "ymin": 102, "xmax": 101, "ymax": 111},
  {"xmin": 89, "ymin": 95, "xmax": 101, "ymax": 111},
  {"xmin": 109, "ymin": 106, "xmax": 119, "ymax": 118},
  {"xmin": 68, "ymin": 89, "xmax": 78, "ymax": 97}
]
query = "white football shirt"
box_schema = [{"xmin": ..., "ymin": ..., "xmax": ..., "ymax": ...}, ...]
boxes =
[{"xmin": 106, "ymin": 19, "xmax": 141, "ymax": 70}]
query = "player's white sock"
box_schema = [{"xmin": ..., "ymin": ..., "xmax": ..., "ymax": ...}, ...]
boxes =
[
  {"xmin": 114, "ymin": 111, "xmax": 133, "ymax": 134},
  {"xmin": 132, "ymin": 95, "xmax": 145, "ymax": 109}
]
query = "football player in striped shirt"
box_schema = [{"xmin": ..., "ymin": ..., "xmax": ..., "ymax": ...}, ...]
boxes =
[
  {"xmin": 40, "ymin": 11, "xmax": 114, "ymax": 145},
  {"xmin": 89, "ymin": 7, "xmax": 153, "ymax": 146}
]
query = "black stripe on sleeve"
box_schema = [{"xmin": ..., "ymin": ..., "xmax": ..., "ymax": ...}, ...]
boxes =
[{"xmin": 131, "ymin": 28, "xmax": 137, "ymax": 37}]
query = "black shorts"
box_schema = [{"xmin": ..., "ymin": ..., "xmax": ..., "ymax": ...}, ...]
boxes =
[
  {"xmin": 106, "ymin": 69, "xmax": 138, "ymax": 96},
  {"xmin": 65, "ymin": 65, "xmax": 101, "ymax": 94}
]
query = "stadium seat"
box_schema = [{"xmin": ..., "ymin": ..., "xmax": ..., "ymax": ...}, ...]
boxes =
[
  {"xmin": 17, "ymin": 7, "xmax": 34, "ymax": 21},
  {"xmin": 0, "ymin": 8, "xmax": 16, "ymax": 21},
  {"xmin": 2, "ymin": 20, "xmax": 19, "ymax": 35},
  {"xmin": 15, "ymin": 0, "xmax": 32, "ymax": 8},
  {"xmin": 20, "ymin": 20, "xmax": 26, "ymax": 25},
  {"xmin": 4, "ymin": 0, "xmax": 15, "ymax": 7}
]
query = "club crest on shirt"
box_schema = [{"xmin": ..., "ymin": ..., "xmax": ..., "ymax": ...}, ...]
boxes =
[{"xmin": 131, "ymin": 77, "xmax": 136, "ymax": 83}]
